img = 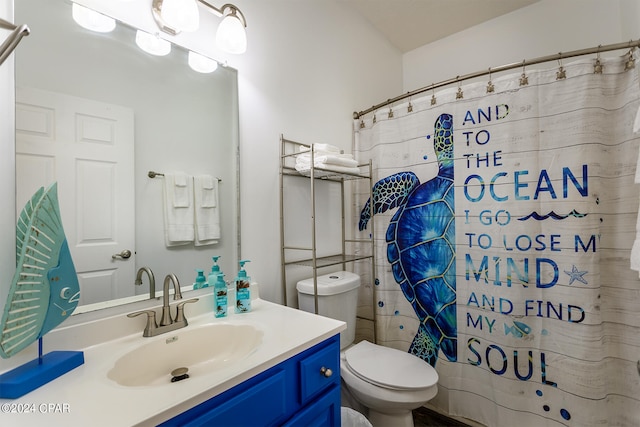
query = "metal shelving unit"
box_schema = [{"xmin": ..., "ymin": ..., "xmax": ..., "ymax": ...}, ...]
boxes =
[{"xmin": 279, "ymin": 134, "xmax": 377, "ymax": 341}]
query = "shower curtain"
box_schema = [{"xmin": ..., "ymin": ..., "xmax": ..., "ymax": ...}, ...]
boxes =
[{"xmin": 353, "ymin": 55, "xmax": 640, "ymax": 426}]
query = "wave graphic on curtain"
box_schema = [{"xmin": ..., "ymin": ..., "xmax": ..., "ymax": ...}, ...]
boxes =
[{"xmin": 353, "ymin": 56, "xmax": 640, "ymax": 426}]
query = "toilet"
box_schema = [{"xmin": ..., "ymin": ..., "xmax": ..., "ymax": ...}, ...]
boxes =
[{"xmin": 297, "ymin": 271, "xmax": 438, "ymax": 427}]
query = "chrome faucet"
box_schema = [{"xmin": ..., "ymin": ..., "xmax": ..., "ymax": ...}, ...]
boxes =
[
  {"xmin": 134, "ymin": 267, "xmax": 156, "ymax": 300},
  {"xmin": 127, "ymin": 273, "xmax": 198, "ymax": 337}
]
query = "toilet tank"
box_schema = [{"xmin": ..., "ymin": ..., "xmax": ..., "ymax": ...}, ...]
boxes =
[{"xmin": 296, "ymin": 271, "xmax": 360, "ymax": 349}]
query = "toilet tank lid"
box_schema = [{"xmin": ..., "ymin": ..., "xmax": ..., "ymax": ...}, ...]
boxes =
[{"xmin": 296, "ymin": 271, "xmax": 361, "ymax": 295}]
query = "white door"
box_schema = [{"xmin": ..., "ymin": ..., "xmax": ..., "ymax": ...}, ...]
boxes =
[{"xmin": 15, "ymin": 87, "xmax": 135, "ymax": 306}]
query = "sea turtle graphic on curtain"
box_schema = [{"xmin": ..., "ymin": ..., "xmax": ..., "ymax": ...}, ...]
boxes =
[{"xmin": 359, "ymin": 113, "xmax": 456, "ymax": 367}]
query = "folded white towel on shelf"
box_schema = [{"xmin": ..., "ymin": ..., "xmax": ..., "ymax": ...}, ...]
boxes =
[
  {"xmin": 294, "ymin": 162, "xmax": 361, "ymax": 177},
  {"xmin": 294, "ymin": 147, "xmax": 361, "ymax": 177},
  {"xmin": 163, "ymin": 172, "xmax": 194, "ymax": 246},
  {"xmin": 298, "ymin": 143, "xmax": 342, "ymax": 154},
  {"xmin": 194, "ymin": 174, "xmax": 220, "ymax": 246},
  {"xmin": 295, "ymin": 153, "xmax": 359, "ymax": 169}
]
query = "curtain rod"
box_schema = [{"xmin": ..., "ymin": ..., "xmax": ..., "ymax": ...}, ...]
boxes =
[{"xmin": 353, "ymin": 39, "xmax": 640, "ymax": 119}]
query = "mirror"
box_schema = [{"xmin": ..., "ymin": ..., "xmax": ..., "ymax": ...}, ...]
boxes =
[{"xmin": 8, "ymin": 0, "xmax": 239, "ymax": 312}]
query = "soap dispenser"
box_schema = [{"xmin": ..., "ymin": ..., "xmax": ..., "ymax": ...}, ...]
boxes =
[
  {"xmin": 234, "ymin": 260, "xmax": 251, "ymax": 313},
  {"xmin": 214, "ymin": 273, "xmax": 227, "ymax": 318},
  {"xmin": 210, "ymin": 256, "xmax": 223, "ymax": 278},
  {"xmin": 193, "ymin": 269, "xmax": 208, "ymax": 289},
  {"xmin": 208, "ymin": 256, "xmax": 222, "ymax": 297}
]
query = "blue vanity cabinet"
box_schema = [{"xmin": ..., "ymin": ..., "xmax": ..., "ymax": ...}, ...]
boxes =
[{"xmin": 160, "ymin": 334, "xmax": 341, "ymax": 427}]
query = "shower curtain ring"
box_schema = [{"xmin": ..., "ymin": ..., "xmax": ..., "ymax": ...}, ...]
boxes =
[
  {"xmin": 519, "ymin": 60, "xmax": 529, "ymax": 86},
  {"xmin": 625, "ymin": 44, "xmax": 635, "ymax": 71},
  {"xmin": 430, "ymin": 84, "xmax": 437, "ymax": 105},
  {"xmin": 594, "ymin": 45, "xmax": 603, "ymax": 74},
  {"xmin": 556, "ymin": 53, "xmax": 566, "ymax": 80},
  {"xmin": 388, "ymin": 101, "xmax": 394, "ymax": 119},
  {"xmin": 407, "ymin": 95, "xmax": 413, "ymax": 113},
  {"xmin": 486, "ymin": 67, "xmax": 495, "ymax": 93},
  {"xmin": 456, "ymin": 76, "xmax": 464, "ymax": 99}
]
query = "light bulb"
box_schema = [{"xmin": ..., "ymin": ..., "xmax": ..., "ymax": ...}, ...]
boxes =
[
  {"xmin": 72, "ymin": 3, "xmax": 116, "ymax": 33},
  {"xmin": 216, "ymin": 13, "xmax": 247, "ymax": 54},
  {"xmin": 160, "ymin": 0, "xmax": 200, "ymax": 32},
  {"xmin": 188, "ymin": 51, "xmax": 218, "ymax": 73},
  {"xmin": 135, "ymin": 30, "xmax": 171, "ymax": 56}
]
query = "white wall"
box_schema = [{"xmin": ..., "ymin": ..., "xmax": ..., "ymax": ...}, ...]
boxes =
[
  {"xmin": 229, "ymin": 1, "xmax": 402, "ymax": 302},
  {"xmin": 403, "ymin": 0, "xmax": 640, "ymax": 92}
]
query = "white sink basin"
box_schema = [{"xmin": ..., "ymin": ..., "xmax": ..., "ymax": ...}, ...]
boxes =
[{"xmin": 107, "ymin": 323, "xmax": 263, "ymax": 387}]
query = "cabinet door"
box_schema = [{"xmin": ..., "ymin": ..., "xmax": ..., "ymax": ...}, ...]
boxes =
[
  {"xmin": 184, "ymin": 371, "xmax": 288, "ymax": 426},
  {"xmin": 160, "ymin": 366, "xmax": 292, "ymax": 427},
  {"xmin": 299, "ymin": 339, "xmax": 340, "ymax": 404},
  {"xmin": 282, "ymin": 384, "xmax": 341, "ymax": 427}
]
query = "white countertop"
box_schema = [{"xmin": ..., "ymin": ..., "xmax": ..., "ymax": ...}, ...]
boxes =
[{"xmin": 0, "ymin": 297, "xmax": 345, "ymax": 426}]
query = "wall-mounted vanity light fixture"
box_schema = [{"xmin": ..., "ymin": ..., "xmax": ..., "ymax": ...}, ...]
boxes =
[
  {"xmin": 154, "ymin": 0, "xmax": 200, "ymax": 33},
  {"xmin": 188, "ymin": 50, "xmax": 219, "ymax": 73},
  {"xmin": 70, "ymin": 2, "xmax": 223, "ymax": 73},
  {"xmin": 71, "ymin": 3, "xmax": 116, "ymax": 33},
  {"xmin": 135, "ymin": 30, "xmax": 172, "ymax": 56},
  {"xmin": 152, "ymin": 0, "xmax": 247, "ymax": 54}
]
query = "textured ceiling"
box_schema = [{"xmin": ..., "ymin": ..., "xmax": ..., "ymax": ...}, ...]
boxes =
[{"xmin": 338, "ymin": 0, "xmax": 540, "ymax": 52}]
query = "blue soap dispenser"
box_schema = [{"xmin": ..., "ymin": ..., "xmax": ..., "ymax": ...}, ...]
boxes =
[
  {"xmin": 210, "ymin": 256, "xmax": 223, "ymax": 278},
  {"xmin": 214, "ymin": 273, "xmax": 227, "ymax": 318},
  {"xmin": 193, "ymin": 269, "xmax": 208, "ymax": 289},
  {"xmin": 234, "ymin": 260, "xmax": 251, "ymax": 313}
]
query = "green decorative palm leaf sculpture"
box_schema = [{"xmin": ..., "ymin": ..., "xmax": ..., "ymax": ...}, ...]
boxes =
[{"xmin": 0, "ymin": 183, "xmax": 80, "ymax": 358}]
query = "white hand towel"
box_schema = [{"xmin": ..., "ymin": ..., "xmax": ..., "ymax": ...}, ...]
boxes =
[
  {"xmin": 199, "ymin": 174, "xmax": 217, "ymax": 207},
  {"xmin": 163, "ymin": 172, "xmax": 194, "ymax": 246},
  {"xmin": 194, "ymin": 174, "xmax": 220, "ymax": 246},
  {"xmin": 172, "ymin": 172, "xmax": 190, "ymax": 207}
]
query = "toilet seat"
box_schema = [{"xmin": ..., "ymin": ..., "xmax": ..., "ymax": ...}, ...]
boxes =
[{"xmin": 343, "ymin": 341, "xmax": 438, "ymax": 391}]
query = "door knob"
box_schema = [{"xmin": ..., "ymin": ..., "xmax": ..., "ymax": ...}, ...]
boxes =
[{"xmin": 112, "ymin": 249, "xmax": 132, "ymax": 260}]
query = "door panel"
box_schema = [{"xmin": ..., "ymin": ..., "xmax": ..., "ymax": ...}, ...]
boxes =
[{"xmin": 16, "ymin": 87, "xmax": 135, "ymax": 305}]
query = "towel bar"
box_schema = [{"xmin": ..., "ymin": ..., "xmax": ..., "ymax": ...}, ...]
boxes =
[{"xmin": 148, "ymin": 171, "xmax": 222, "ymax": 182}]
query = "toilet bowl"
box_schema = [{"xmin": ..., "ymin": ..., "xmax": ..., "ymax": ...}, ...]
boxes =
[
  {"xmin": 296, "ymin": 272, "xmax": 439, "ymax": 427},
  {"xmin": 340, "ymin": 340, "xmax": 438, "ymax": 427}
]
